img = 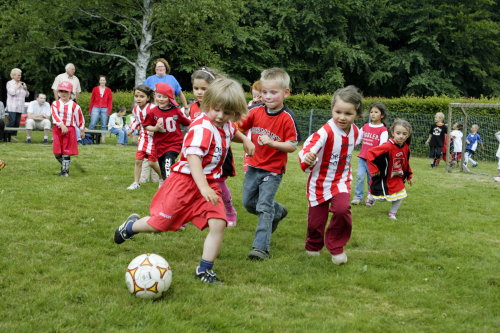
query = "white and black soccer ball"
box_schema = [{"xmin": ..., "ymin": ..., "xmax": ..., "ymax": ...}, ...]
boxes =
[{"xmin": 125, "ymin": 253, "xmax": 172, "ymax": 299}]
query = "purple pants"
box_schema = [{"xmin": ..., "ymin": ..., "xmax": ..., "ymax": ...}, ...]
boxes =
[{"xmin": 305, "ymin": 193, "xmax": 352, "ymax": 255}]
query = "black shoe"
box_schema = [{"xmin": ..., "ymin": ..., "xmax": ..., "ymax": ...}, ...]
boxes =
[
  {"xmin": 195, "ymin": 267, "xmax": 223, "ymax": 284},
  {"xmin": 114, "ymin": 214, "xmax": 140, "ymax": 244},
  {"xmin": 248, "ymin": 248, "xmax": 270, "ymax": 260},
  {"xmin": 43, "ymin": 139, "xmax": 48, "ymax": 145},
  {"xmin": 272, "ymin": 206, "xmax": 288, "ymax": 233},
  {"xmin": 26, "ymin": 138, "xmax": 31, "ymax": 144},
  {"xmin": 58, "ymin": 171, "xmax": 69, "ymax": 177}
]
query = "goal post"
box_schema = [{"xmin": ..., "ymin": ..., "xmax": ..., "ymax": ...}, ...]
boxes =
[{"xmin": 446, "ymin": 103, "xmax": 500, "ymax": 175}]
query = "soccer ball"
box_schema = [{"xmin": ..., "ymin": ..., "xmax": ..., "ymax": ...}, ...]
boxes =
[{"xmin": 125, "ymin": 253, "xmax": 172, "ymax": 299}]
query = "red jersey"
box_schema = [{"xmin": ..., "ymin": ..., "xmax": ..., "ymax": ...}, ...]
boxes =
[
  {"xmin": 239, "ymin": 105, "xmax": 300, "ymax": 174},
  {"xmin": 131, "ymin": 103, "xmax": 155, "ymax": 154},
  {"xmin": 299, "ymin": 120, "xmax": 359, "ymax": 207},
  {"xmin": 172, "ymin": 114, "xmax": 237, "ymax": 181},
  {"xmin": 189, "ymin": 101, "xmax": 202, "ymax": 119},
  {"xmin": 357, "ymin": 123, "xmax": 388, "ymax": 159},
  {"xmin": 51, "ymin": 99, "xmax": 85, "ymax": 130},
  {"xmin": 366, "ymin": 139, "xmax": 413, "ymax": 196},
  {"xmin": 143, "ymin": 104, "xmax": 191, "ymax": 156}
]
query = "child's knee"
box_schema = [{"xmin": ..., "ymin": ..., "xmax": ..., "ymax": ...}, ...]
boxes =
[{"xmin": 208, "ymin": 218, "xmax": 226, "ymax": 232}]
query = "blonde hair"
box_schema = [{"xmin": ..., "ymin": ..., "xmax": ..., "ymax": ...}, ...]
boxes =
[
  {"xmin": 151, "ymin": 58, "xmax": 171, "ymax": 74},
  {"xmin": 435, "ymin": 112, "xmax": 445, "ymax": 121},
  {"xmin": 200, "ymin": 78, "xmax": 248, "ymax": 122},
  {"xmin": 261, "ymin": 67, "xmax": 290, "ymax": 89},
  {"xmin": 10, "ymin": 68, "xmax": 22, "ymax": 78},
  {"xmin": 331, "ymin": 85, "xmax": 363, "ymax": 116},
  {"xmin": 250, "ymin": 80, "xmax": 262, "ymax": 92}
]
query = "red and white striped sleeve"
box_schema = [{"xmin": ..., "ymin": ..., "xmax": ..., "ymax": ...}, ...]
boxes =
[
  {"xmin": 298, "ymin": 126, "xmax": 328, "ymax": 172},
  {"xmin": 51, "ymin": 101, "xmax": 62, "ymax": 126}
]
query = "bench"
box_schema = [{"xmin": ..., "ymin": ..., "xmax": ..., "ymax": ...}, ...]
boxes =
[{"xmin": 4, "ymin": 127, "xmax": 109, "ymax": 144}]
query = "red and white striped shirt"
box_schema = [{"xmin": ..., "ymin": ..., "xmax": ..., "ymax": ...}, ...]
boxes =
[
  {"xmin": 51, "ymin": 99, "xmax": 85, "ymax": 129},
  {"xmin": 299, "ymin": 119, "xmax": 359, "ymax": 207},
  {"xmin": 131, "ymin": 103, "xmax": 155, "ymax": 154},
  {"xmin": 172, "ymin": 114, "xmax": 237, "ymax": 181}
]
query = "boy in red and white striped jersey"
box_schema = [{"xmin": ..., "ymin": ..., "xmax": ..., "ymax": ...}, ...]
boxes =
[
  {"xmin": 51, "ymin": 81, "xmax": 85, "ymax": 177},
  {"xmin": 239, "ymin": 68, "xmax": 300, "ymax": 261},
  {"xmin": 114, "ymin": 78, "xmax": 255, "ymax": 284},
  {"xmin": 298, "ymin": 85, "xmax": 362, "ymax": 265}
]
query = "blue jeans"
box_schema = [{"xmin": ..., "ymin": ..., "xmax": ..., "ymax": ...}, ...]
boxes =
[
  {"xmin": 109, "ymin": 127, "xmax": 128, "ymax": 145},
  {"xmin": 89, "ymin": 107, "xmax": 109, "ymax": 131},
  {"xmin": 242, "ymin": 166, "xmax": 285, "ymax": 252},
  {"xmin": 354, "ymin": 157, "xmax": 371, "ymax": 200}
]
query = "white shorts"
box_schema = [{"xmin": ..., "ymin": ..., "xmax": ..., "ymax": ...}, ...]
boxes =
[{"xmin": 25, "ymin": 118, "xmax": 51, "ymax": 130}]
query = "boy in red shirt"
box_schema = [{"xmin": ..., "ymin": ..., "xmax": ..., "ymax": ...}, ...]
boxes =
[
  {"xmin": 239, "ymin": 68, "xmax": 300, "ymax": 260},
  {"xmin": 114, "ymin": 78, "xmax": 255, "ymax": 284},
  {"xmin": 51, "ymin": 81, "xmax": 85, "ymax": 177},
  {"xmin": 143, "ymin": 83, "xmax": 191, "ymax": 180}
]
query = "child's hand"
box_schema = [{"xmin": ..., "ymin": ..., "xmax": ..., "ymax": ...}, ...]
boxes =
[
  {"xmin": 243, "ymin": 140, "xmax": 255, "ymax": 157},
  {"xmin": 425, "ymin": 139, "xmax": 430, "ymax": 146},
  {"xmin": 200, "ymin": 186, "xmax": 219, "ymax": 205},
  {"xmin": 304, "ymin": 152, "xmax": 317, "ymax": 165},
  {"xmin": 156, "ymin": 118, "xmax": 164, "ymax": 131},
  {"xmin": 80, "ymin": 128, "xmax": 86, "ymax": 137},
  {"xmin": 407, "ymin": 179, "xmax": 413, "ymax": 186},
  {"xmin": 147, "ymin": 131, "xmax": 154, "ymax": 136},
  {"xmin": 60, "ymin": 124, "xmax": 68, "ymax": 134},
  {"xmin": 258, "ymin": 134, "xmax": 272, "ymax": 146},
  {"xmin": 466, "ymin": 140, "xmax": 470, "ymax": 144},
  {"xmin": 127, "ymin": 129, "xmax": 134, "ymax": 136}
]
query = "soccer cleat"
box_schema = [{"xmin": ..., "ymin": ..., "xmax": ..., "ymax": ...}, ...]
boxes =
[
  {"xmin": 351, "ymin": 198, "xmax": 361, "ymax": 205},
  {"xmin": 331, "ymin": 252, "xmax": 348, "ymax": 265},
  {"xmin": 195, "ymin": 267, "xmax": 223, "ymax": 284},
  {"xmin": 388, "ymin": 213, "xmax": 397, "ymax": 220},
  {"xmin": 305, "ymin": 250, "xmax": 320, "ymax": 256},
  {"xmin": 248, "ymin": 248, "xmax": 269, "ymax": 260},
  {"xmin": 472, "ymin": 162, "xmax": 478, "ymax": 168},
  {"xmin": 365, "ymin": 196, "xmax": 375, "ymax": 207},
  {"xmin": 26, "ymin": 138, "xmax": 32, "ymax": 144},
  {"xmin": 272, "ymin": 206, "xmax": 288, "ymax": 233},
  {"xmin": 127, "ymin": 182, "xmax": 141, "ymax": 190},
  {"xmin": 114, "ymin": 214, "xmax": 140, "ymax": 244},
  {"xmin": 58, "ymin": 171, "xmax": 69, "ymax": 177}
]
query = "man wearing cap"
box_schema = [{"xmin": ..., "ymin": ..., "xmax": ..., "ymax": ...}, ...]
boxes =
[
  {"xmin": 142, "ymin": 83, "xmax": 191, "ymax": 180},
  {"xmin": 25, "ymin": 93, "xmax": 52, "ymax": 144},
  {"xmin": 51, "ymin": 63, "xmax": 82, "ymax": 101},
  {"xmin": 51, "ymin": 81, "xmax": 85, "ymax": 177}
]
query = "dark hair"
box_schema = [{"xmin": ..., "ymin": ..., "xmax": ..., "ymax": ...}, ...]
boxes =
[
  {"xmin": 331, "ymin": 85, "xmax": 363, "ymax": 117},
  {"xmin": 191, "ymin": 67, "xmax": 220, "ymax": 84},
  {"xmin": 389, "ymin": 118, "xmax": 412, "ymax": 145},
  {"xmin": 454, "ymin": 122, "xmax": 463, "ymax": 131},
  {"xmin": 118, "ymin": 105, "xmax": 127, "ymax": 112},
  {"xmin": 133, "ymin": 84, "xmax": 154, "ymax": 102},
  {"xmin": 369, "ymin": 102, "xmax": 388, "ymax": 127}
]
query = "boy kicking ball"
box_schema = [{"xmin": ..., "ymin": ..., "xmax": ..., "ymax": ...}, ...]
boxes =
[{"xmin": 114, "ymin": 78, "xmax": 255, "ymax": 284}]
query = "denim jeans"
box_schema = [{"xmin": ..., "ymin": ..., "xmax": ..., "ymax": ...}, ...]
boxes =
[
  {"xmin": 109, "ymin": 127, "xmax": 128, "ymax": 145},
  {"xmin": 354, "ymin": 157, "xmax": 371, "ymax": 199},
  {"xmin": 242, "ymin": 166, "xmax": 284, "ymax": 252},
  {"xmin": 89, "ymin": 107, "xmax": 109, "ymax": 131}
]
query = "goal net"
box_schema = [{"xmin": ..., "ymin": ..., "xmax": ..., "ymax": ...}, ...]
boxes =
[{"xmin": 445, "ymin": 103, "xmax": 500, "ymax": 176}]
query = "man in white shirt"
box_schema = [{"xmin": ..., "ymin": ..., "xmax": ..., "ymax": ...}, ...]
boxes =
[
  {"xmin": 51, "ymin": 63, "xmax": 82, "ymax": 101},
  {"xmin": 26, "ymin": 93, "xmax": 51, "ymax": 144}
]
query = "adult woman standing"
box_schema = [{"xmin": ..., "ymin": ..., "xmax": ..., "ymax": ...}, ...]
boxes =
[
  {"xmin": 88, "ymin": 75, "xmax": 113, "ymax": 133},
  {"xmin": 144, "ymin": 58, "xmax": 188, "ymax": 109},
  {"xmin": 6, "ymin": 68, "xmax": 29, "ymax": 140}
]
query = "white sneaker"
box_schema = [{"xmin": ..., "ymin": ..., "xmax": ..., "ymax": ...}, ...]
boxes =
[
  {"xmin": 331, "ymin": 252, "xmax": 347, "ymax": 265},
  {"xmin": 305, "ymin": 250, "xmax": 320, "ymax": 256},
  {"xmin": 494, "ymin": 177, "xmax": 500, "ymax": 182},
  {"xmin": 351, "ymin": 198, "xmax": 361, "ymax": 205},
  {"xmin": 127, "ymin": 182, "xmax": 140, "ymax": 190},
  {"xmin": 388, "ymin": 213, "xmax": 397, "ymax": 220}
]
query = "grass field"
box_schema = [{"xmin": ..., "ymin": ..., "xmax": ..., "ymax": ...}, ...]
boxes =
[{"xmin": 0, "ymin": 133, "xmax": 499, "ymax": 332}]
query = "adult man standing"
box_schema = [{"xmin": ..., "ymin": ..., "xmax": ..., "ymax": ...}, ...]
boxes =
[
  {"xmin": 26, "ymin": 93, "xmax": 51, "ymax": 144},
  {"xmin": 51, "ymin": 63, "xmax": 81, "ymax": 101}
]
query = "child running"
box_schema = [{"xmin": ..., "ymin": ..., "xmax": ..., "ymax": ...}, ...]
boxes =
[
  {"xmin": 298, "ymin": 85, "xmax": 361, "ymax": 265},
  {"xmin": 114, "ymin": 78, "xmax": 255, "ymax": 284},
  {"xmin": 51, "ymin": 81, "xmax": 85, "ymax": 177},
  {"xmin": 127, "ymin": 85, "xmax": 162, "ymax": 190},
  {"xmin": 239, "ymin": 68, "xmax": 300, "ymax": 260},
  {"xmin": 366, "ymin": 119, "xmax": 413, "ymax": 220},
  {"xmin": 425, "ymin": 112, "xmax": 447, "ymax": 168},
  {"xmin": 351, "ymin": 102, "xmax": 388, "ymax": 206},
  {"xmin": 464, "ymin": 124, "xmax": 484, "ymax": 168},
  {"xmin": 142, "ymin": 83, "xmax": 191, "ymax": 181}
]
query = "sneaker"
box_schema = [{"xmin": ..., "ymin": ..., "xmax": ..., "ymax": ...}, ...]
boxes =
[
  {"xmin": 26, "ymin": 138, "xmax": 31, "ymax": 144},
  {"xmin": 248, "ymin": 248, "xmax": 269, "ymax": 260},
  {"xmin": 179, "ymin": 223, "xmax": 187, "ymax": 231},
  {"xmin": 388, "ymin": 213, "xmax": 397, "ymax": 220},
  {"xmin": 495, "ymin": 177, "xmax": 500, "ymax": 182},
  {"xmin": 430, "ymin": 163, "xmax": 435, "ymax": 168},
  {"xmin": 43, "ymin": 139, "xmax": 48, "ymax": 145},
  {"xmin": 58, "ymin": 171, "xmax": 69, "ymax": 177},
  {"xmin": 351, "ymin": 198, "xmax": 361, "ymax": 205},
  {"xmin": 331, "ymin": 252, "xmax": 348, "ymax": 265},
  {"xmin": 305, "ymin": 250, "xmax": 320, "ymax": 256},
  {"xmin": 226, "ymin": 205, "xmax": 237, "ymax": 227},
  {"xmin": 365, "ymin": 196, "xmax": 375, "ymax": 207},
  {"xmin": 195, "ymin": 267, "xmax": 223, "ymax": 284},
  {"xmin": 272, "ymin": 206, "xmax": 288, "ymax": 233},
  {"xmin": 127, "ymin": 182, "xmax": 140, "ymax": 190},
  {"xmin": 472, "ymin": 162, "xmax": 478, "ymax": 168},
  {"xmin": 114, "ymin": 214, "xmax": 140, "ymax": 244}
]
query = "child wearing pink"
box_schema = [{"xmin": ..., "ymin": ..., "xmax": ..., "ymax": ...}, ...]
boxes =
[{"xmin": 298, "ymin": 85, "xmax": 362, "ymax": 265}]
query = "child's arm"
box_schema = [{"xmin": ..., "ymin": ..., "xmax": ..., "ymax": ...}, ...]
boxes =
[
  {"xmin": 186, "ymin": 155, "xmax": 219, "ymax": 205},
  {"xmin": 233, "ymin": 130, "xmax": 255, "ymax": 157},
  {"xmin": 145, "ymin": 119, "xmax": 164, "ymax": 133},
  {"xmin": 425, "ymin": 134, "xmax": 432, "ymax": 145},
  {"xmin": 258, "ymin": 134, "xmax": 296, "ymax": 153}
]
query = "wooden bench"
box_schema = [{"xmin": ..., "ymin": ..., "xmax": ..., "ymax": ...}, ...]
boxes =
[{"xmin": 4, "ymin": 127, "xmax": 109, "ymax": 144}]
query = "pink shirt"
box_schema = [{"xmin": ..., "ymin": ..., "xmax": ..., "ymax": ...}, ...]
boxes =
[
  {"xmin": 6, "ymin": 80, "xmax": 29, "ymax": 113},
  {"xmin": 356, "ymin": 123, "xmax": 388, "ymax": 159}
]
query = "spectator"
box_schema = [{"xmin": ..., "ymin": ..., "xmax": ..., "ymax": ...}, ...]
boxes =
[
  {"xmin": 6, "ymin": 68, "xmax": 29, "ymax": 141},
  {"xmin": 88, "ymin": 75, "xmax": 113, "ymax": 141},
  {"xmin": 108, "ymin": 106, "xmax": 128, "ymax": 146},
  {"xmin": 26, "ymin": 93, "xmax": 52, "ymax": 144},
  {"xmin": 144, "ymin": 58, "xmax": 188, "ymax": 109},
  {"xmin": 51, "ymin": 63, "xmax": 81, "ymax": 101}
]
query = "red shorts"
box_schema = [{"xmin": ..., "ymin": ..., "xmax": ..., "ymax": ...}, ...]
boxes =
[
  {"xmin": 147, "ymin": 172, "xmax": 226, "ymax": 231},
  {"xmin": 52, "ymin": 126, "xmax": 78, "ymax": 155},
  {"xmin": 136, "ymin": 150, "xmax": 158, "ymax": 162}
]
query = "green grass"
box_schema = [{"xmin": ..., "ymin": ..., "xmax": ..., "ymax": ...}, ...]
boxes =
[{"xmin": 0, "ymin": 132, "xmax": 499, "ymax": 332}]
